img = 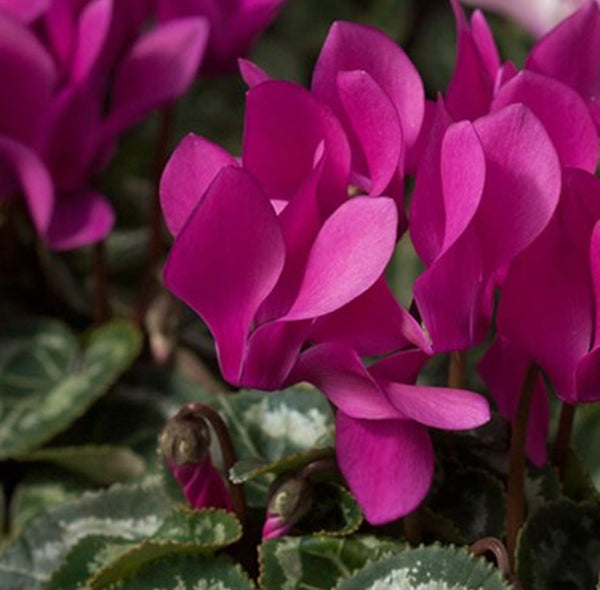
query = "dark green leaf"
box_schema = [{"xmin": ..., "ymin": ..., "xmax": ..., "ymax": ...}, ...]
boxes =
[
  {"xmin": 337, "ymin": 545, "xmax": 511, "ymax": 589},
  {"xmin": 260, "ymin": 535, "xmax": 404, "ymax": 590},
  {"xmin": 517, "ymin": 500, "xmax": 600, "ymax": 590}
]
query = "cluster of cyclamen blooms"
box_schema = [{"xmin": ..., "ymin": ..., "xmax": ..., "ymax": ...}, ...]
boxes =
[
  {"xmin": 0, "ymin": 0, "xmax": 287, "ymax": 250},
  {"xmin": 161, "ymin": 0, "xmax": 600, "ymax": 527}
]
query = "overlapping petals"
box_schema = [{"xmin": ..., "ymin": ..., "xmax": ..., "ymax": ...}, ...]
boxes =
[
  {"xmin": 0, "ymin": 3, "xmax": 207, "ymax": 249},
  {"xmin": 288, "ymin": 344, "xmax": 490, "ymax": 523}
]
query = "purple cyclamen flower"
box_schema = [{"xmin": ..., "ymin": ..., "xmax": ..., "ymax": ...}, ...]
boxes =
[
  {"xmin": 156, "ymin": 0, "xmax": 289, "ymax": 75},
  {"xmin": 0, "ymin": 2, "xmax": 208, "ymax": 249},
  {"xmin": 287, "ymin": 345, "xmax": 490, "ymax": 524}
]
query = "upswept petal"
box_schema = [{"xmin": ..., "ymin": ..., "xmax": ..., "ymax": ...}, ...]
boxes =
[
  {"xmin": 380, "ymin": 380, "xmax": 490, "ymax": 430},
  {"xmin": 492, "ymin": 71, "xmax": 599, "ymax": 172},
  {"xmin": 414, "ymin": 230, "xmax": 490, "ymax": 352},
  {"xmin": 257, "ymin": 159, "xmax": 324, "ymax": 321},
  {"xmin": 282, "ymin": 197, "xmax": 398, "ymax": 321},
  {"xmin": 0, "ymin": 0, "xmax": 49, "ymax": 23},
  {"xmin": 472, "ymin": 104, "xmax": 561, "ymax": 269},
  {"xmin": 242, "ymin": 80, "xmax": 351, "ymax": 212},
  {"xmin": 526, "ymin": 1, "xmax": 600, "ymax": 122},
  {"xmin": 44, "ymin": 0, "xmax": 77, "ymax": 69},
  {"xmin": 238, "ymin": 58, "xmax": 270, "ymax": 87},
  {"xmin": 470, "ymin": 9, "xmax": 500, "ymax": 77},
  {"xmin": 409, "ymin": 97, "xmax": 453, "ymax": 266},
  {"xmin": 160, "ymin": 133, "xmax": 238, "ymax": 236},
  {"xmin": 336, "ymin": 70, "xmax": 404, "ymax": 196},
  {"xmin": 102, "ymin": 17, "xmax": 209, "ymax": 143},
  {"xmin": 0, "ymin": 137, "xmax": 54, "ymax": 235},
  {"xmin": 439, "ymin": 120, "xmax": 485, "ymax": 255},
  {"xmin": 240, "ymin": 320, "xmax": 312, "ymax": 391},
  {"xmin": 70, "ymin": 0, "xmax": 113, "ymax": 84},
  {"xmin": 445, "ymin": 0, "xmax": 497, "ymax": 120},
  {"xmin": 39, "ymin": 85, "xmax": 103, "ymax": 192},
  {"xmin": 46, "ymin": 190, "xmax": 115, "ymax": 250},
  {"xmin": 478, "ymin": 336, "xmax": 549, "ymax": 466},
  {"xmin": 312, "ymin": 21, "xmax": 424, "ymax": 159},
  {"xmin": 311, "ymin": 277, "xmax": 431, "ymax": 357},
  {"xmin": 335, "ymin": 413, "xmax": 434, "ymax": 524},
  {"xmin": 0, "ymin": 11, "xmax": 56, "ymax": 145},
  {"xmin": 497, "ymin": 218, "xmax": 592, "ymax": 403},
  {"xmin": 288, "ymin": 343, "xmax": 398, "ymax": 420},
  {"xmin": 164, "ymin": 166, "xmax": 285, "ymax": 384}
]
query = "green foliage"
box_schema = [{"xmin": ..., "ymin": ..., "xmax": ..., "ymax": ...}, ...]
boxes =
[
  {"xmin": 0, "ymin": 483, "xmax": 168, "ymax": 589},
  {"xmin": 0, "ymin": 319, "xmax": 142, "ymax": 458},
  {"xmin": 260, "ymin": 535, "xmax": 404, "ymax": 589},
  {"xmin": 517, "ymin": 500, "xmax": 600, "ymax": 590},
  {"xmin": 336, "ymin": 545, "xmax": 511, "ymax": 589}
]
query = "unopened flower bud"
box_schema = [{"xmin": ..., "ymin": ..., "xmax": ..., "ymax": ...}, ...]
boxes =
[
  {"xmin": 159, "ymin": 411, "xmax": 211, "ymax": 465},
  {"xmin": 262, "ymin": 475, "xmax": 313, "ymax": 539}
]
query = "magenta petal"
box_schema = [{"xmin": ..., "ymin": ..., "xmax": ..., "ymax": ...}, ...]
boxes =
[
  {"xmin": 591, "ymin": 219, "xmax": 600, "ymax": 347},
  {"xmin": 40, "ymin": 86, "xmax": 103, "ymax": 192},
  {"xmin": 336, "ymin": 70, "xmax": 404, "ymax": 196},
  {"xmin": 289, "ymin": 343, "xmax": 397, "ymax": 419},
  {"xmin": 243, "ymin": 80, "xmax": 351, "ymax": 210},
  {"xmin": 445, "ymin": 0, "xmax": 496, "ymax": 120},
  {"xmin": 409, "ymin": 97, "xmax": 453, "ymax": 266},
  {"xmin": 576, "ymin": 348, "xmax": 600, "ymax": 402},
  {"xmin": 470, "ymin": 9, "xmax": 500, "ymax": 77},
  {"xmin": 526, "ymin": 1, "xmax": 600, "ymax": 115},
  {"xmin": 492, "ymin": 71, "xmax": 599, "ymax": 172},
  {"xmin": 414, "ymin": 231, "xmax": 490, "ymax": 352},
  {"xmin": 497, "ymin": 218, "xmax": 591, "ymax": 403},
  {"xmin": 0, "ymin": 137, "xmax": 54, "ymax": 235},
  {"xmin": 164, "ymin": 167, "xmax": 285, "ymax": 385},
  {"xmin": 439, "ymin": 120, "xmax": 485, "ymax": 255},
  {"xmin": 160, "ymin": 133, "xmax": 238, "ymax": 236},
  {"xmin": 311, "ymin": 277, "xmax": 431, "ymax": 356},
  {"xmin": 103, "ymin": 17, "xmax": 209, "ymax": 141},
  {"xmin": 238, "ymin": 58, "xmax": 270, "ymax": 87},
  {"xmin": 380, "ymin": 381, "xmax": 490, "ymax": 430},
  {"xmin": 240, "ymin": 320, "xmax": 312, "ymax": 391},
  {"xmin": 283, "ymin": 197, "xmax": 398, "ymax": 321},
  {"xmin": 336, "ymin": 413, "xmax": 433, "ymax": 524},
  {"xmin": 312, "ymin": 21, "xmax": 424, "ymax": 158},
  {"xmin": 0, "ymin": 11, "xmax": 56, "ymax": 145},
  {"xmin": 473, "ymin": 104, "xmax": 561, "ymax": 269},
  {"xmin": 70, "ymin": 0, "xmax": 113, "ymax": 84},
  {"xmin": 0, "ymin": 0, "xmax": 49, "ymax": 23},
  {"xmin": 46, "ymin": 190, "xmax": 115, "ymax": 250},
  {"xmin": 479, "ymin": 337, "xmax": 549, "ymax": 466}
]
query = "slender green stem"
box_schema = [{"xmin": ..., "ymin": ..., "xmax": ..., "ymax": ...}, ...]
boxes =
[
  {"xmin": 448, "ymin": 350, "xmax": 467, "ymax": 389},
  {"xmin": 553, "ymin": 402, "xmax": 576, "ymax": 479},
  {"xmin": 506, "ymin": 363, "xmax": 538, "ymax": 570},
  {"xmin": 179, "ymin": 402, "xmax": 247, "ymax": 523},
  {"xmin": 133, "ymin": 105, "xmax": 175, "ymax": 325}
]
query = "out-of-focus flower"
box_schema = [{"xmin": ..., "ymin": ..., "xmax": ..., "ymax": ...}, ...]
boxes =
[
  {"xmin": 156, "ymin": 0, "xmax": 289, "ymax": 75},
  {"xmin": 0, "ymin": 3, "xmax": 208, "ymax": 249},
  {"xmin": 288, "ymin": 345, "xmax": 490, "ymax": 524},
  {"xmin": 460, "ymin": 0, "xmax": 590, "ymax": 38}
]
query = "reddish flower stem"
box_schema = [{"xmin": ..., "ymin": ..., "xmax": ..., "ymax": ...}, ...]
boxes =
[
  {"xmin": 179, "ymin": 402, "xmax": 247, "ymax": 523},
  {"xmin": 403, "ymin": 509, "xmax": 421, "ymax": 546},
  {"xmin": 470, "ymin": 537, "xmax": 522, "ymax": 588},
  {"xmin": 448, "ymin": 350, "xmax": 467, "ymax": 389},
  {"xmin": 133, "ymin": 104, "xmax": 175, "ymax": 325},
  {"xmin": 553, "ymin": 402, "xmax": 576, "ymax": 479},
  {"xmin": 506, "ymin": 363, "xmax": 538, "ymax": 570}
]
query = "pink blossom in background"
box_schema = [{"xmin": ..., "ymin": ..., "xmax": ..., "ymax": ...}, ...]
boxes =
[
  {"xmin": 156, "ymin": 0, "xmax": 290, "ymax": 75},
  {"xmin": 0, "ymin": 2, "xmax": 208, "ymax": 249},
  {"xmin": 460, "ymin": 0, "xmax": 590, "ymax": 38}
]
